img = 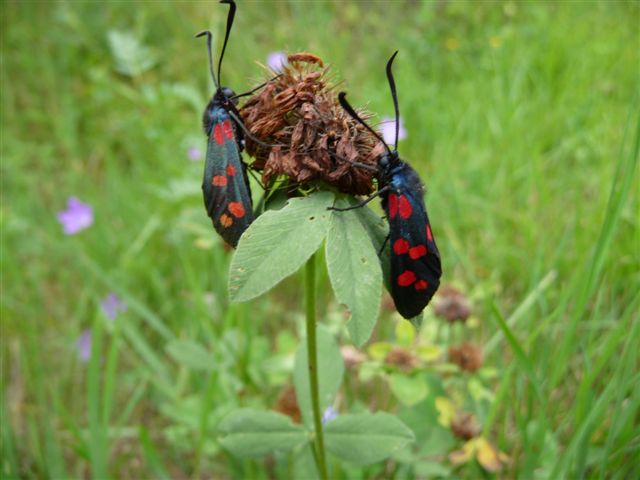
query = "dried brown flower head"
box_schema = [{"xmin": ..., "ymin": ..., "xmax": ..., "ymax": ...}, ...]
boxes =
[
  {"xmin": 273, "ymin": 384, "xmax": 301, "ymax": 423},
  {"xmin": 240, "ymin": 53, "xmax": 383, "ymax": 195},
  {"xmin": 385, "ymin": 346, "xmax": 419, "ymax": 371},
  {"xmin": 448, "ymin": 342, "xmax": 483, "ymax": 373},
  {"xmin": 434, "ymin": 285, "xmax": 472, "ymax": 323},
  {"xmin": 451, "ymin": 412, "xmax": 480, "ymax": 440}
]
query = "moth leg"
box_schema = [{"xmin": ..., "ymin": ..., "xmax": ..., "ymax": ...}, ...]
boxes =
[
  {"xmin": 326, "ymin": 149, "xmax": 378, "ymax": 172},
  {"xmin": 246, "ymin": 167, "xmax": 267, "ymax": 190},
  {"xmin": 230, "ymin": 74, "xmax": 281, "ymax": 100},
  {"xmin": 253, "ymin": 189, "xmax": 267, "ymax": 216},
  {"xmin": 378, "ymin": 234, "xmax": 390, "ymax": 256},
  {"xmin": 328, "ymin": 186, "xmax": 391, "ymax": 212}
]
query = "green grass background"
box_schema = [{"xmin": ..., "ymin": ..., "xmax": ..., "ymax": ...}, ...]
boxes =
[{"xmin": 2, "ymin": 0, "xmax": 638, "ymax": 478}]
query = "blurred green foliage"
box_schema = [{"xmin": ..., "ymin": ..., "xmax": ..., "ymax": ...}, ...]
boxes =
[{"xmin": 2, "ymin": 0, "xmax": 638, "ymax": 478}]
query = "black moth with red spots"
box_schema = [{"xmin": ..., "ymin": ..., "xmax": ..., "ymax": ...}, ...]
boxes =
[
  {"xmin": 336, "ymin": 51, "xmax": 442, "ymax": 319},
  {"xmin": 383, "ymin": 166, "xmax": 441, "ymax": 318},
  {"xmin": 197, "ymin": 0, "xmax": 254, "ymax": 248}
]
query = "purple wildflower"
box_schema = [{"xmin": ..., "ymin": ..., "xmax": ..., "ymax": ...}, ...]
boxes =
[
  {"xmin": 380, "ymin": 116, "xmax": 408, "ymax": 146},
  {"xmin": 57, "ymin": 197, "xmax": 93, "ymax": 235},
  {"xmin": 322, "ymin": 406, "xmax": 338, "ymax": 425},
  {"xmin": 76, "ymin": 329, "xmax": 92, "ymax": 362},
  {"xmin": 267, "ymin": 51, "xmax": 288, "ymax": 73},
  {"xmin": 187, "ymin": 145, "xmax": 202, "ymax": 161},
  {"xmin": 100, "ymin": 292, "xmax": 127, "ymax": 321}
]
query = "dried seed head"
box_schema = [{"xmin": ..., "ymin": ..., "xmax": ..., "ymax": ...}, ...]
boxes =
[
  {"xmin": 273, "ymin": 384, "xmax": 301, "ymax": 423},
  {"xmin": 451, "ymin": 412, "xmax": 480, "ymax": 440},
  {"xmin": 240, "ymin": 53, "xmax": 383, "ymax": 195},
  {"xmin": 448, "ymin": 342, "xmax": 484, "ymax": 373},
  {"xmin": 434, "ymin": 285, "xmax": 472, "ymax": 323},
  {"xmin": 385, "ymin": 346, "xmax": 419, "ymax": 371}
]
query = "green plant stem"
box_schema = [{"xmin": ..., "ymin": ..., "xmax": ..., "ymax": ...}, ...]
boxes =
[{"xmin": 305, "ymin": 252, "xmax": 328, "ymax": 480}]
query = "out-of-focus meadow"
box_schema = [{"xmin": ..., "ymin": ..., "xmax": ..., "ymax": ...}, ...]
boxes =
[{"xmin": 2, "ymin": 0, "xmax": 638, "ymax": 478}]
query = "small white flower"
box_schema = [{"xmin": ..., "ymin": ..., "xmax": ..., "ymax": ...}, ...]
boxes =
[
  {"xmin": 267, "ymin": 51, "xmax": 288, "ymax": 73},
  {"xmin": 380, "ymin": 116, "xmax": 407, "ymax": 145},
  {"xmin": 322, "ymin": 406, "xmax": 338, "ymax": 425}
]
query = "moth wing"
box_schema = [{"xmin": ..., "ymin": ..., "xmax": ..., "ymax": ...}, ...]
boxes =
[
  {"xmin": 387, "ymin": 190, "xmax": 442, "ymax": 319},
  {"xmin": 202, "ymin": 119, "xmax": 255, "ymax": 247}
]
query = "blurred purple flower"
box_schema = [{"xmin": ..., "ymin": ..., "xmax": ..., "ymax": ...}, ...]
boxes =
[
  {"xmin": 322, "ymin": 406, "xmax": 338, "ymax": 425},
  {"xmin": 100, "ymin": 292, "xmax": 127, "ymax": 321},
  {"xmin": 57, "ymin": 197, "xmax": 93, "ymax": 235},
  {"xmin": 188, "ymin": 145, "xmax": 202, "ymax": 161},
  {"xmin": 267, "ymin": 51, "xmax": 288, "ymax": 72},
  {"xmin": 76, "ymin": 329, "xmax": 92, "ymax": 362},
  {"xmin": 380, "ymin": 116, "xmax": 407, "ymax": 145}
]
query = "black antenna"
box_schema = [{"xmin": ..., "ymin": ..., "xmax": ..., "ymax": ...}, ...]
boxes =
[
  {"xmin": 195, "ymin": 30, "xmax": 218, "ymax": 88},
  {"xmin": 385, "ymin": 50, "xmax": 400, "ymax": 151},
  {"xmin": 338, "ymin": 92, "xmax": 393, "ymax": 155},
  {"xmin": 217, "ymin": 0, "xmax": 236, "ymax": 88}
]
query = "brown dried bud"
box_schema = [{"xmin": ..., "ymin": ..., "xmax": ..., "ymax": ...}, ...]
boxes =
[
  {"xmin": 240, "ymin": 53, "xmax": 381, "ymax": 196},
  {"xmin": 448, "ymin": 342, "xmax": 483, "ymax": 373},
  {"xmin": 434, "ymin": 285, "xmax": 472, "ymax": 323},
  {"xmin": 273, "ymin": 384, "xmax": 301, "ymax": 423},
  {"xmin": 451, "ymin": 412, "xmax": 480, "ymax": 440},
  {"xmin": 341, "ymin": 345, "xmax": 366, "ymax": 369},
  {"xmin": 385, "ymin": 346, "xmax": 419, "ymax": 371}
]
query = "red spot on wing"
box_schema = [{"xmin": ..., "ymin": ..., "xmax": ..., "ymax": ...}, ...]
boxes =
[
  {"xmin": 397, "ymin": 270, "xmax": 416, "ymax": 287},
  {"xmin": 226, "ymin": 164, "xmax": 237, "ymax": 176},
  {"xmin": 398, "ymin": 195, "xmax": 413, "ymax": 219},
  {"xmin": 219, "ymin": 213, "xmax": 233, "ymax": 227},
  {"xmin": 415, "ymin": 280, "xmax": 429, "ymax": 291},
  {"xmin": 388, "ymin": 193, "xmax": 398, "ymax": 219},
  {"xmin": 228, "ymin": 202, "xmax": 246, "ymax": 219},
  {"xmin": 212, "ymin": 175, "xmax": 228, "ymax": 186},
  {"xmin": 213, "ymin": 123, "xmax": 225, "ymax": 145},
  {"xmin": 426, "ymin": 225, "xmax": 433, "ymax": 242},
  {"xmin": 222, "ymin": 120, "xmax": 234, "ymax": 139},
  {"xmin": 409, "ymin": 245, "xmax": 427, "ymax": 259},
  {"xmin": 393, "ymin": 238, "xmax": 410, "ymax": 255}
]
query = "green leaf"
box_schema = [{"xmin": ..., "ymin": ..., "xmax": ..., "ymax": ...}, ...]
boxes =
[
  {"xmin": 228, "ymin": 192, "xmax": 334, "ymax": 302},
  {"xmin": 139, "ymin": 427, "xmax": 171, "ymax": 480},
  {"xmin": 468, "ymin": 377, "xmax": 494, "ymax": 403},
  {"xmin": 407, "ymin": 312, "xmax": 423, "ymax": 329},
  {"xmin": 352, "ymin": 204, "xmax": 390, "ymax": 285},
  {"xmin": 398, "ymin": 392, "xmax": 455, "ymax": 457},
  {"xmin": 416, "ymin": 344, "xmax": 442, "ymax": 363},
  {"xmin": 324, "ymin": 412, "xmax": 414, "ymax": 465},
  {"xmin": 368, "ymin": 341, "xmax": 393, "ymax": 360},
  {"xmin": 165, "ymin": 340, "xmax": 213, "ymax": 371},
  {"xmin": 294, "ymin": 325, "xmax": 344, "ymax": 427},
  {"xmin": 388, "ymin": 374, "xmax": 429, "ymax": 406},
  {"xmin": 395, "ymin": 320, "xmax": 416, "ymax": 346},
  {"xmin": 414, "ymin": 461, "xmax": 452, "ymax": 477},
  {"xmin": 326, "ymin": 198, "xmax": 382, "ymax": 346},
  {"xmin": 293, "ymin": 445, "xmax": 320, "ymax": 480},
  {"xmin": 87, "ymin": 318, "xmax": 107, "ymax": 479},
  {"xmin": 217, "ymin": 409, "xmax": 309, "ymax": 458}
]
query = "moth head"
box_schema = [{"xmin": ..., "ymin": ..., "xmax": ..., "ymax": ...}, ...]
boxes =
[
  {"xmin": 215, "ymin": 86, "xmax": 238, "ymax": 106},
  {"xmin": 378, "ymin": 150, "xmax": 399, "ymax": 172}
]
